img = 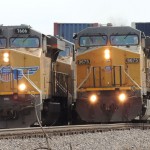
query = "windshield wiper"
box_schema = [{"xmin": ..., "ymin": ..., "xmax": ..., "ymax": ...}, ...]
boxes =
[
  {"xmin": 124, "ymin": 32, "xmax": 131, "ymax": 39},
  {"xmin": 23, "ymin": 35, "xmax": 30, "ymax": 43},
  {"xmin": 12, "ymin": 35, "xmax": 19, "ymax": 43}
]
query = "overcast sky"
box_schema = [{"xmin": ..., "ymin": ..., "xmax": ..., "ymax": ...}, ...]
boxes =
[{"xmin": 1, "ymin": 0, "xmax": 150, "ymax": 35}]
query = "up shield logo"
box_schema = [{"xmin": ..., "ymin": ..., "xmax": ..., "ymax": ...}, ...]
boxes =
[{"xmin": 0, "ymin": 66, "xmax": 39, "ymax": 82}]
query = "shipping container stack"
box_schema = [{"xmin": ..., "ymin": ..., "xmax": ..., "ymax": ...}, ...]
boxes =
[
  {"xmin": 54, "ymin": 23, "xmax": 99, "ymax": 43},
  {"xmin": 132, "ymin": 22, "xmax": 150, "ymax": 36}
]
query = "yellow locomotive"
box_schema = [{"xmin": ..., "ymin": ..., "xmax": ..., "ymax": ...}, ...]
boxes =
[
  {"xmin": 74, "ymin": 25, "xmax": 143, "ymax": 123},
  {"xmin": 0, "ymin": 25, "xmax": 73, "ymax": 128}
]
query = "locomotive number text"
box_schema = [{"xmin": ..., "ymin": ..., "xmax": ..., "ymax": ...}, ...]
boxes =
[
  {"xmin": 15, "ymin": 28, "xmax": 30, "ymax": 34},
  {"xmin": 126, "ymin": 58, "xmax": 140, "ymax": 63},
  {"xmin": 77, "ymin": 59, "xmax": 90, "ymax": 65}
]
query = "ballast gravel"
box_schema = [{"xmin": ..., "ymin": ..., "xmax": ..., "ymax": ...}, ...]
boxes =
[{"xmin": 0, "ymin": 129, "xmax": 150, "ymax": 150}]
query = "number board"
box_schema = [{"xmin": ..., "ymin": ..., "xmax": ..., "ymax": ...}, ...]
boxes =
[
  {"xmin": 126, "ymin": 58, "xmax": 140, "ymax": 63},
  {"xmin": 14, "ymin": 28, "xmax": 30, "ymax": 34},
  {"xmin": 77, "ymin": 59, "xmax": 90, "ymax": 65}
]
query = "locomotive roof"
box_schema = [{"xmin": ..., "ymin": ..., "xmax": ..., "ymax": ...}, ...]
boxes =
[
  {"xmin": 0, "ymin": 25, "xmax": 43, "ymax": 36},
  {"xmin": 77, "ymin": 26, "xmax": 141, "ymax": 37}
]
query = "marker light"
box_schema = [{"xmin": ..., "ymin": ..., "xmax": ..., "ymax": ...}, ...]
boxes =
[
  {"xmin": 104, "ymin": 49, "xmax": 110, "ymax": 59},
  {"xmin": 18, "ymin": 83, "xmax": 26, "ymax": 91},
  {"xmin": 89, "ymin": 94, "xmax": 97, "ymax": 104},
  {"xmin": 3, "ymin": 52, "xmax": 9, "ymax": 62},
  {"xmin": 118, "ymin": 93, "xmax": 126, "ymax": 103}
]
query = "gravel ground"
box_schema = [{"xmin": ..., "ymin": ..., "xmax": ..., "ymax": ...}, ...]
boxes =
[{"xmin": 0, "ymin": 129, "xmax": 150, "ymax": 150}]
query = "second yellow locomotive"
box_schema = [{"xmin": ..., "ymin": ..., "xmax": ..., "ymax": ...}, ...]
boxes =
[{"xmin": 74, "ymin": 25, "xmax": 142, "ymax": 123}]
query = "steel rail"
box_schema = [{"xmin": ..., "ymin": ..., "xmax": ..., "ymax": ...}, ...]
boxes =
[{"xmin": 0, "ymin": 123, "xmax": 149, "ymax": 139}]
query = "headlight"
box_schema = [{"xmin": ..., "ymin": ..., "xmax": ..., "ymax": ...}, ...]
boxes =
[
  {"xmin": 104, "ymin": 49, "xmax": 110, "ymax": 60},
  {"xmin": 89, "ymin": 94, "xmax": 98, "ymax": 104},
  {"xmin": 118, "ymin": 93, "xmax": 126, "ymax": 103},
  {"xmin": 3, "ymin": 52, "xmax": 9, "ymax": 62},
  {"xmin": 3, "ymin": 53, "xmax": 9, "ymax": 57},
  {"xmin": 18, "ymin": 83, "xmax": 26, "ymax": 91},
  {"xmin": 3, "ymin": 57, "xmax": 9, "ymax": 62}
]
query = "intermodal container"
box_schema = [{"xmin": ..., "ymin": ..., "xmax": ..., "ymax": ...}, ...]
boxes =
[
  {"xmin": 54, "ymin": 23, "xmax": 98, "ymax": 42},
  {"xmin": 132, "ymin": 22, "xmax": 150, "ymax": 36}
]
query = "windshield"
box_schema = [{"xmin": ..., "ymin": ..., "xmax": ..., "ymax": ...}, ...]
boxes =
[
  {"xmin": 110, "ymin": 35, "xmax": 139, "ymax": 46},
  {"xmin": 79, "ymin": 35, "xmax": 107, "ymax": 47},
  {"xmin": 59, "ymin": 47, "xmax": 71, "ymax": 57},
  {"xmin": 10, "ymin": 37, "xmax": 40, "ymax": 48},
  {"xmin": 0, "ymin": 38, "xmax": 6, "ymax": 48}
]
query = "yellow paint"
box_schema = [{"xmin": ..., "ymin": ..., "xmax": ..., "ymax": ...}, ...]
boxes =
[
  {"xmin": 76, "ymin": 46, "xmax": 140, "ymax": 90},
  {"xmin": 77, "ymin": 86, "xmax": 135, "ymax": 92},
  {"xmin": 0, "ymin": 91, "xmax": 40, "ymax": 95},
  {"xmin": 0, "ymin": 48, "xmax": 51, "ymax": 98}
]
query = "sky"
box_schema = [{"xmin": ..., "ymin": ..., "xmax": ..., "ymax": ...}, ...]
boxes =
[{"xmin": 1, "ymin": 0, "xmax": 150, "ymax": 35}]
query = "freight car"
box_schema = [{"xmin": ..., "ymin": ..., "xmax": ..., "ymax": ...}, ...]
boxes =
[
  {"xmin": 0, "ymin": 25, "xmax": 74, "ymax": 128},
  {"xmin": 73, "ymin": 25, "xmax": 146, "ymax": 123}
]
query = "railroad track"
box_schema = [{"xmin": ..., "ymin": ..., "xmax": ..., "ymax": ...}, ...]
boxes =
[{"xmin": 0, "ymin": 123, "xmax": 149, "ymax": 140}]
